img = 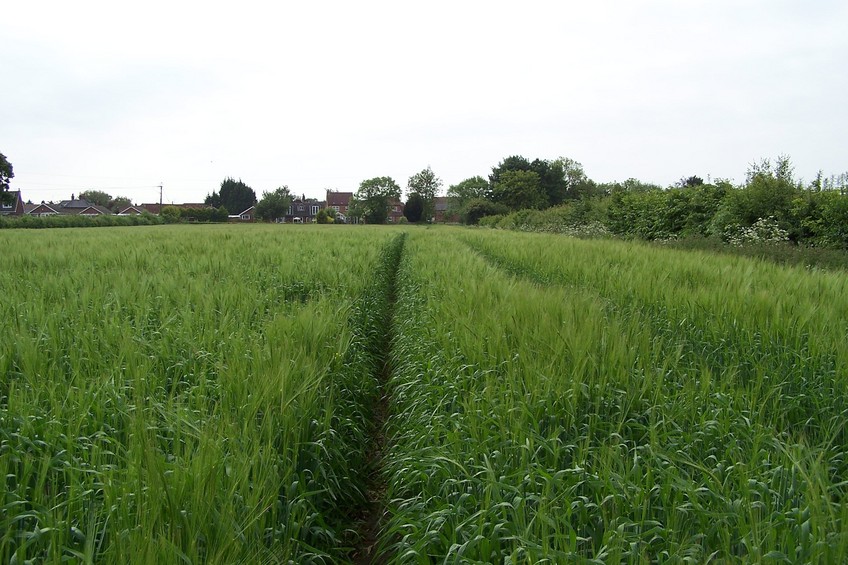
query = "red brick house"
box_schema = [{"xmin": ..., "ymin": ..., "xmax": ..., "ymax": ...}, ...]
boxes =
[
  {"xmin": 433, "ymin": 196, "xmax": 459, "ymax": 223},
  {"xmin": 26, "ymin": 196, "xmax": 112, "ymax": 216},
  {"xmin": 326, "ymin": 190, "xmax": 353, "ymax": 221}
]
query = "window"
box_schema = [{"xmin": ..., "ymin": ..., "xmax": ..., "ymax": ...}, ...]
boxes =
[
  {"xmin": 332, "ymin": 205, "xmax": 340, "ymax": 212},
  {"xmin": 311, "ymin": 205, "xmax": 319, "ymax": 215},
  {"xmin": 0, "ymin": 202, "xmax": 12, "ymax": 209}
]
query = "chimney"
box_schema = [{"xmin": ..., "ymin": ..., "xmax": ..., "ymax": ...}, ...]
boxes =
[{"xmin": 71, "ymin": 193, "xmax": 75, "ymax": 201}]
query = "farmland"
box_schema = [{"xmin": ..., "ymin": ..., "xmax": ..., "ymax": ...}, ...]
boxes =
[{"xmin": 2, "ymin": 225, "xmax": 847, "ymax": 563}]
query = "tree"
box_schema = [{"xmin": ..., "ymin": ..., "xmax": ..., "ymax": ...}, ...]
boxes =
[
  {"xmin": 447, "ymin": 176, "xmax": 488, "ymax": 204},
  {"xmin": 446, "ymin": 176, "xmax": 489, "ymax": 218},
  {"xmin": 491, "ymin": 170, "xmax": 547, "ymax": 210},
  {"xmin": 316, "ymin": 207, "xmax": 337, "ymax": 224},
  {"xmin": 403, "ymin": 193, "xmax": 424, "ymax": 223},
  {"xmin": 348, "ymin": 199, "xmax": 366, "ymax": 224},
  {"xmin": 676, "ymin": 175, "xmax": 705, "ymax": 188},
  {"xmin": 462, "ymin": 198, "xmax": 510, "ymax": 225},
  {"xmin": 109, "ymin": 196, "xmax": 132, "ymax": 213},
  {"xmin": 489, "ymin": 155, "xmax": 532, "ymax": 189},
  {"xmin": 550, "ymin": 157, "xmax": 594, "ymax": 201},
  {"xmin": 256, "ymin": 186, "xmax": 292, "ymax": 222},
  {"xmin": 489, "ymin": 155, "xmax": 588, "ymax": 206},
  {"xmin": 355, "ymin": 176, "xmax": 401, "ymax": 224},
  {"xmin": 406, "ymin": 166, "xmax": 442, "ymax": 222},
  {"xmin": 206, "ymin": 177, "xmax": 257, "ymax": 215},
  {"xmin": 0, "ymin": 152, "xmax": 13, "ymax": 205},
  {"xmin": 79, "ymin": 190, "xmax": 112, "ymax": 207}
]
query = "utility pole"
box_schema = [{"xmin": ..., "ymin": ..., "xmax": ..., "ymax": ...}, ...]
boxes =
[{"xmin": 159, "ymin": 183, "xmax": 163, "ymax": 212}]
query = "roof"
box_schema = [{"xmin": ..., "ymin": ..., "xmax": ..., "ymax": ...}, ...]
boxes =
[
  {"xmin": 434, "ymin": 196, "xmax": 452, "ymax": 211},
  {"xmin": 58, "ymin": 198, "xmax": 96, "ymax": 209},
  {"xmin": 0, "ymin": 190, "xmax": 25, "ymax": 215},
  {"xmin": 326, "ymin": 191, "xmax": 353, "ymax": 206}
]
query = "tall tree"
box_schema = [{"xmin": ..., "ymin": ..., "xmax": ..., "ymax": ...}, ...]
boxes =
[
  {"xmin": 1, "ymin": 152, "xmax": 15, "ymax": 204},
  {"xmin": 109, "ymin": 196, "xmax": 132, "ymax": 212},
  {"xmin": 447, "ymin": 176, "xmax": 488, "ymax": 204},
  {"xmin": 489, "ymin": 156, "xmax": 532, "ymax": 195},
  {"xmin": 403, "ymin": 193, "xmax": 424, "ymax": 222},
  {"xmin": 529, "ymin": 158, "xmax": 567, "ymax": 206},
  {"xmin": 256, "ymin": 186, "xmax": 293, "ymax": 222},
  {"xmin": 406, "ymin": 166, "xmax": 442, "ymax": 222},
  {"xmin": 445, "ymin": 175, "xmax": 488, "ymax": 218},
  {"xmin": 550, "ymin": 157, "xmax": 593, "ymax": 201},
  {"xmin": 492, "ymin": 170, "xmax": 547, "ymax": 210},
  {"xmin": 79, "ymin": 190, "xmax": 112, "ymax": 207},
  {"xmin": 206, "ymin": 178, "xmax": 257, "ymax": 215},
  {"xmin": 355, "ymin": 176, "xmax": 401, "ymax": 224}
]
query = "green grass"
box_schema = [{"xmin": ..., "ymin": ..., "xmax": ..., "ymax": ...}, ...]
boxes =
[
  {"xmin": 2, "ymin": 224, "xmax": 846, "ymax": 563},
  {"xmin": 0, "ymin": 224, "xmax": 397, "ymax": 563},
  {"xmin": 381, "ymin": 228, "xmax": 848, "ymax": 563}
]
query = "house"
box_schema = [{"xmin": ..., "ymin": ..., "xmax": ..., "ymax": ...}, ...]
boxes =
[
  {"xmin": 387, "ymin": 198, "xmax": 405, "ymax": 223},
  {"xmin": 433, "ymin": 196, "xmax": 458, "ymax": 223},
  {"xmin": 233, "ymin": 206, "xmax": 256, "ymax": 221},
  {"xmin": 284, "ymin": 198, "xmax": 325, "ymax": 223},
  {"xmin": 49, "ymin": 195, "xmax": 112, "ymax": 216},
  {"xmin": 27, "ymin": 203, "xmax": 60, "ymax": 217},
  {"xmin": 117, "ymin": 205, "xmax": 145, "ymax": 215},
  {"xmin": 326, "ymin": 190, "xmax": 353, "ymax": 222},
  {"xmin": 24, "ymin": 197, "xmax": 112, "ymax": 217},
  {"xmin": 0, "ymin": 191, "xmax": 25, "ymax": 216}
]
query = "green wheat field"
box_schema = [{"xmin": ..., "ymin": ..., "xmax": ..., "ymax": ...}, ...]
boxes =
[{"xmin": 2, "ymin": 225, "xmax": 847, "ymax": 563}]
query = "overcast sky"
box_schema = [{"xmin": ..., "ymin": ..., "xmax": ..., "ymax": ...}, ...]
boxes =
[{"xmin": 3, "ymin": 1, "xmax": 846, "ymax": 205}]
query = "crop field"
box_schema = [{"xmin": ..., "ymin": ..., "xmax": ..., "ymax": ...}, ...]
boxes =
[{"xmin": 2, "ymin": 225, "xmax": 847, "ymax": 563}]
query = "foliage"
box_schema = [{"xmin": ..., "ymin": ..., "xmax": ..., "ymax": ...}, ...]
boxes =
[
  {"xmin": 406, "ymin": 166, "xmax": 441, "ymax": 222},
  {"xmin": 480, "ymin": 201, "xmax": 611, "ymax": 238},
  {"xmin": 0, "ymin": 211, "xmax": 163, "ymax": 229},
  {"xmin": 403, "ymin": 192, "xmax": 424, "ymax": 223},
  {"xmin": 316, "ymin": 207, "xmax": 337, "ymax": 224},
  {"xmin": 550, "ymin": 156, "xmax": 596, "ymax": 201},
  {"xmin": 0, "ymin": 151, "xmax": 14, "ymax": 204},
  {"xmin": 461, "ymin": 198, "xmax": 509, "ymax": 225},
  {"xmin": 160, "ymin": 205, "xmax": 182, "ymax": 223},
  {"xmin": 355, "ymin": 176, "xmax": 401, "ymax": 224},
  {"xmin": 110, "ymin": 196, "xmax": 132, "ymax": 212},
  {"xmin": 726, "ymin": 216, "xmax": 789, "ymax": 246},
  {"xmin": 205, "ymin": 177, "xmax": 257, "ymax": 215},
  {"xmin": 491, "ymin": 169, "xmax": 547, "ymax": 210},
  {"xmin": 793, "ymin": 189, "xmax": 848, "ymax": 248},
  {"xmin": 78, "ymin": 190, "xmax": 113, "ymax": 207},
  {"xmin": 159, "ymin": 206, "xmax": 227, "ymax": 223},
  {"xmin": 77, "ymin": 190, "xmax": 134, "ymax": 212},
  {"xmin": 255, "ymin": 186, "xmax": 293, "ymax": 222},
  {"xmin": 446, "ymin": 176, "xmax": 488, "ymax": 206}
]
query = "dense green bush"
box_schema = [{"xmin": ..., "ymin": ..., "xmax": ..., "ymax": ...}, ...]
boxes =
[
  {"xmin": 461, "ymin": 198, "xmax": 509, "ymax": 225},
  {"xmin": 0, "ymin": 212, "xmax": 163, "ymax": 229}
]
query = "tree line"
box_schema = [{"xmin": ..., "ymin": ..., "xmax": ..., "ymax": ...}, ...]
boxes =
[{"xmin": 451, "ymin": 154, "xmax": 848, "ymax": 249}]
